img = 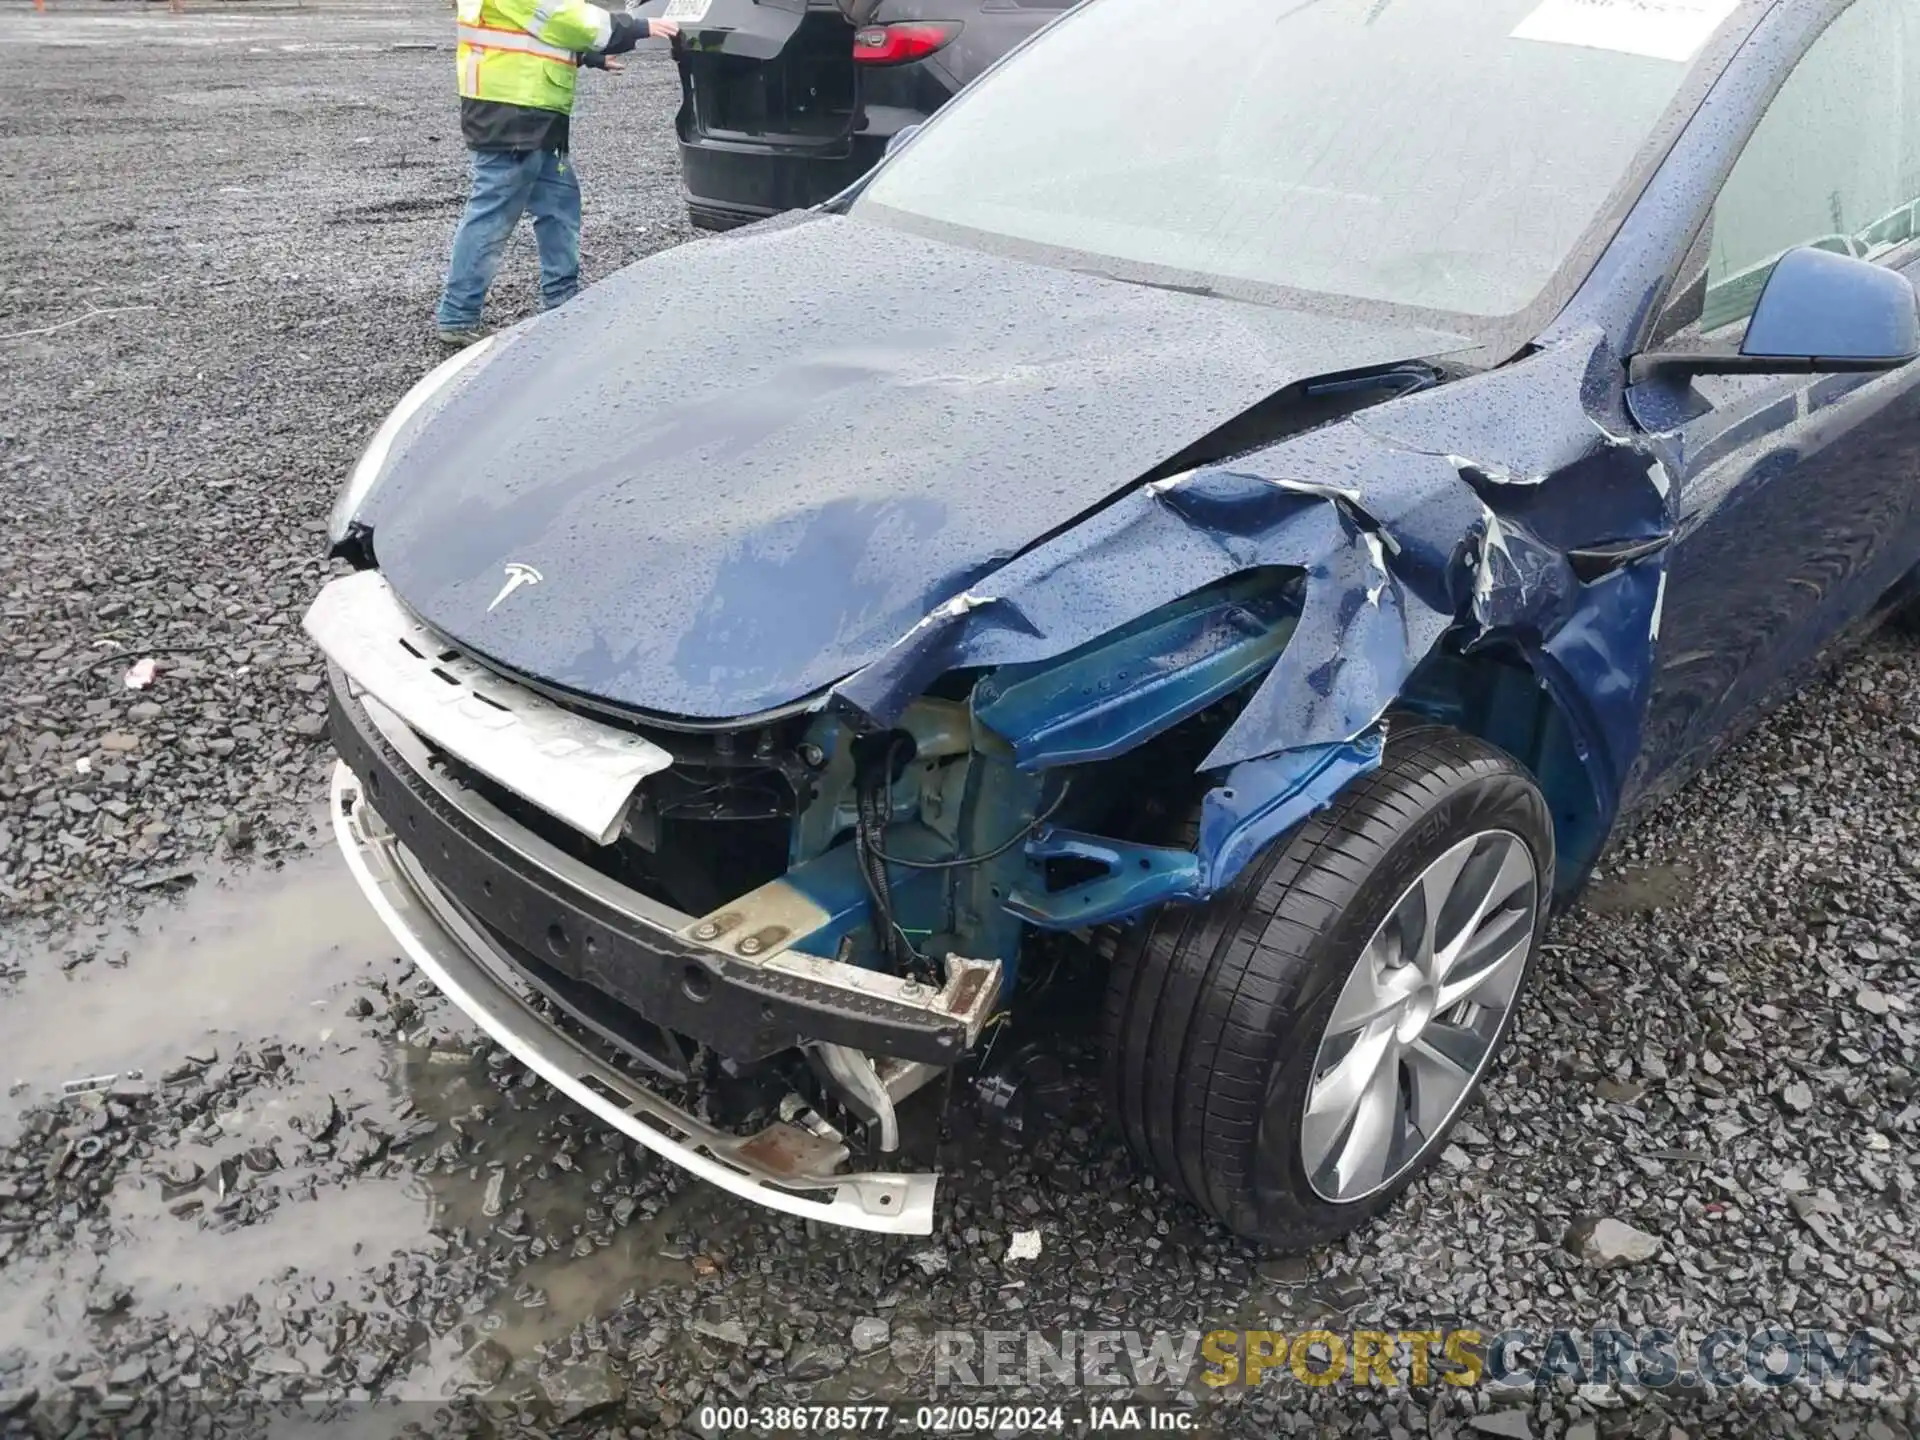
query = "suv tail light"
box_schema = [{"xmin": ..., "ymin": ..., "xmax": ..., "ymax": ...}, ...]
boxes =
[{"xmin": 852, "ymin": 21, "xmax": 960, "ymax": 65}]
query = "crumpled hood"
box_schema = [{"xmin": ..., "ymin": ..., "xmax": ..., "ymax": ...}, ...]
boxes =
[{"xmin": 364, "ymin": 214, "xmax": 1468, "ymax": 719}]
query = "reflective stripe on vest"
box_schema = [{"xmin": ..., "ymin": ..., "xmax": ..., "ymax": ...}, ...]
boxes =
[
  {"xmin": 455, "ymin": 21, "xmax": 579, "ymax": 64},
  {"xmin": 532, "ymin": 0, "xmax": 612, "ymax": 49}
]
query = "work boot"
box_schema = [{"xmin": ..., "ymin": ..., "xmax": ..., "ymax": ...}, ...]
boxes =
[{"xmin": 436, "ymin": 324, "xmax": 488, "ymax": 347}]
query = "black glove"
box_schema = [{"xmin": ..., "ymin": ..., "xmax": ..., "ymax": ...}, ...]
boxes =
[{"xmin": 603, "ymin": 12, "xmax": 644, "ymax": 53}]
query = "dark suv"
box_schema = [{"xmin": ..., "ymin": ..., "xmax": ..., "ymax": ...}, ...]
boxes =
[{"xmin": 637, "ymin": 0, "xmax": 1068, "ymax": 231}]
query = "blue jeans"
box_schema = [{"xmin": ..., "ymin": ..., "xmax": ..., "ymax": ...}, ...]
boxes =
[{"xmin": 435, "ymin": 147, "xmax": 581, "ymax": 330}]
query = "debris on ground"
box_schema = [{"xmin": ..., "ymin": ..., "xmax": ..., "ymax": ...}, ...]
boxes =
[{"xmin": 1563, "ymin": 1216, "xmax": 1662, "ymax": 1270}]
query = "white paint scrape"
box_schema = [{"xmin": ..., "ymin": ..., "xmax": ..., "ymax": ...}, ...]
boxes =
[{"xmin": 1361, "ymin": 530, "xmax": 1390, "ymax": 608}]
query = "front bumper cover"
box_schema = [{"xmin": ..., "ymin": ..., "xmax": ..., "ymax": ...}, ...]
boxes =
[
  {"xmin": 329, "ymin": 760, "xmax": 936, "ymax": 1233},
  {"xmin": 305, "ymin": 568, "xmax": 1008, "ymax": 1235},
  {"xmin": 327, "ymin": 668, "xmax": 993, "ymax": 1066},
  {"xmin": 306, "ymin": 567, "xmax": 1000, "ymax": 1068}
]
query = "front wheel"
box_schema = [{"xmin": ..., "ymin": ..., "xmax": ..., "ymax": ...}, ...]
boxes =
[{"xmin": 1102, "ymin": 725, "xmax": 1554, "ymax": 1250}]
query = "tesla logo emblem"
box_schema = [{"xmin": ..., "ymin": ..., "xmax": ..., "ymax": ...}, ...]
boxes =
[{"xmin": 487, "ymin": 562, "xmax": 543, "ymax": 612}]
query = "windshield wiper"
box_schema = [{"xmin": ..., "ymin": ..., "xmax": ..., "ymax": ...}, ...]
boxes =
[{"xmin": 1072, "ymin": 266, "xmax": 1225, "ymax": 300}]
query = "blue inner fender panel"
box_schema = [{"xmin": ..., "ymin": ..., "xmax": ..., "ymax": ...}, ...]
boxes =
[{"xmin": 971, "ymin": 571, "xmax": 1301, "ymax": 770}]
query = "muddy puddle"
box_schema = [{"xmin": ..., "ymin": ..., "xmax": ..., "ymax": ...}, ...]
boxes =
[
  {"xmin": 0, "ymin": 844, "xmax": 705, "ymax": 1403},
  {"xmin": 0, "ymin": 843, "xmax": 1125, "ymax": 1419},
  {"xmin": 0, "ymin": 850, "xmax": 391, "ymax": 1100}
]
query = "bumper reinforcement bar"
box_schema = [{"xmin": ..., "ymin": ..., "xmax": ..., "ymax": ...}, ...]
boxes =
[{"xmin": 329, "ymin": 760, "xmax": 939, "ymax": 1235}]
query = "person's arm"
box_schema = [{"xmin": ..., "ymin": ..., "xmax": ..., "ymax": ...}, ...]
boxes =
[
  {"xmin": 579, "ymin": 15, "xmax": 677, "ymax": 70},
  {"xmin": 502, "ymin": 0, "xmax": 639, "ymax": 57},
  {"xmin": 597, "ymin": 11, "xmax": 643, "ymax": 53},
  {"xmin": 605, "ymin": 13, "xmax": 677, "ymax": 51}
]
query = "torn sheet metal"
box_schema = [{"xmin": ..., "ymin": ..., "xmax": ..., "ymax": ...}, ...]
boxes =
[
  {"xmin": 1356, "ymin": 328, "xmax": 1627, "ymax": 480},
  {"xmin": 1470, "ymin": 510, "xmax": 1579, "ymax": 638},
  {"xmin": 1196, "ymin": 508, "xmax": 1451, "ymax": 771},
  {"xmin": 838, "ymin": 325, "xmax": 1682, "ymax": 905},
  {"xmin": 1468, "ymin": 508, "xmax": 1662, "ymax": 814},
  {"xmin": 1353, "ymin": 325, "xmax": 1676, "ymax": 542},
  {"xmin": 1357, "ymin": 329, "xmax": 1672, "ymax": 558},
  {"xmin": 829, "ymin": 464, "xmax": 1450, "ymax": 773},
  {"xmin": 832, "ymin": 420, "xmax": 1487, "ymax": 776}
]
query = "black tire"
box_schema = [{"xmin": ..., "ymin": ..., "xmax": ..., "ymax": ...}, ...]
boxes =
[{"xmin": 1101, "ymin": 725, "xmax": 1554, "ymax": 1250}]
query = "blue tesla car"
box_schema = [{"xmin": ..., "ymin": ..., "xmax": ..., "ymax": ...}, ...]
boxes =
[{"xmin": 308, "ymin": 0, "xmax": 1920, "ymax": 1247}]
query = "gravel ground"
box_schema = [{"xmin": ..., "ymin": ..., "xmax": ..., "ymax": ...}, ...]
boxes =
[{"xmin": 1, "ymin": 5, "xmax": 1917, "ymax": 1437}]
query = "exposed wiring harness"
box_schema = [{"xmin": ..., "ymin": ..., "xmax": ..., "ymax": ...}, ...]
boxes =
[
  {"xmin": 854, "ymin": 744, "xmax": 924, "ymax": 977},
  {"xmin": 852, "ymin": 735, "xmax": 1071, "ymax": 979},
  {"xmin": 869, "ymin": 781, "xmax": 1072, "ymax": 869}
]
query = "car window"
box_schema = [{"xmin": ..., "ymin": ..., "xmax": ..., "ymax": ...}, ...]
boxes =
[
  {"xmin": 1692, "ymin": 0, "xmax": 1920, "ymax": 337},
  {"xmin": 853, "ymin": 0, "xmax": 1724, "ymax": 322}
]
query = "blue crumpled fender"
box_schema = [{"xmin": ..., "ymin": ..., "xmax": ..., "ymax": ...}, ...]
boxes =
[
  {"xmin": 1357, "ymin": 324, "xmax": 1677, "ymax": 823},
  {"xmin": 832, "ymin": 325, "xmax": 1677, "ymax": 925},
  {"xmin": 827, "ymin": 431, "xmax": 1484, "ymax": 760}
]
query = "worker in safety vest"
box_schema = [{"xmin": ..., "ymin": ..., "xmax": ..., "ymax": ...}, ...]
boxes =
[{"xmin": 435, "ymin": 0, "xmax": 678, "ymax": 344}]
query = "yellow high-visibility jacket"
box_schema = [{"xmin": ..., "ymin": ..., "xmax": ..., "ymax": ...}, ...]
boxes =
[{"xmin": 455, "ymin": 0, "xmax": 619, "ymax": 117}]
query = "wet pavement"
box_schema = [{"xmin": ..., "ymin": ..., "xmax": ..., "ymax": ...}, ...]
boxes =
[
  {"xmin": 4, "ymin": 759, "xmax": 1918, "ymax": 1436},
  {"xmin": 0, "ymin": 835, "xmax": 1124, "ymax": 1432},
  {"xmin": 0, "ymin": 840, "xmax": 696, "ymax": 1406}
]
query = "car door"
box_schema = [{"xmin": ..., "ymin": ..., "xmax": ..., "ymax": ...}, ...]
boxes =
[{"xmin": 1624, "ymin": 0, "xmax": 1920, "ymax": 810}]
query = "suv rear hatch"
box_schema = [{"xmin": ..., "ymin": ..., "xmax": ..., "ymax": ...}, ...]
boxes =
[{"xmin": 674, "ymin": 0, "xmax": 859, "ymax": 148}]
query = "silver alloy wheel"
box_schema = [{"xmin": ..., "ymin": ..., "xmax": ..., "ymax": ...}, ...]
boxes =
[{"xmin": 1301, "ymin": 829, "xmax": 1540, "ymax": 1204}]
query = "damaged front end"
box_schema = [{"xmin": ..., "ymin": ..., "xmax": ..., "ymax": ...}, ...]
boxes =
[
  {"xmin": 306, "ymin": 550, "xmax": 1360, "ymax": 1232},
  {"xmin": 310, "ymin": 300, "xmax": 1679, "ymax": 1234}
]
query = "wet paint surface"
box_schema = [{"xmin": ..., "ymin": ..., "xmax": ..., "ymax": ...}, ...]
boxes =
[
  {"xmin": 362, "ymin": 213, "xmax": 1468, "ymax": 719},
  {"xmin": 345, "ymin": 0, "xmax": 1918, "ymax": 918}
]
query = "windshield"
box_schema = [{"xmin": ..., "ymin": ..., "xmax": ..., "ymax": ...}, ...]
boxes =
[{"xmin": 854, "ymin": 0, "xmax": 1726, "ymax": 319}]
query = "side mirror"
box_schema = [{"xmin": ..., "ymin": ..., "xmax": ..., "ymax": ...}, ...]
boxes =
[
  {"xmin": 1630, "ymin": 245, "xmax": 1920, "ymax": 385},
  {"xmin": 884, "ymin": 123, "xmax": 922, "ymax": 157}
]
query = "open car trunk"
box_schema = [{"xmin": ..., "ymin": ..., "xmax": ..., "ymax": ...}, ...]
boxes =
[{"xmin": 676, "ymin": 0, "xmax": 859, "ymax": 147}]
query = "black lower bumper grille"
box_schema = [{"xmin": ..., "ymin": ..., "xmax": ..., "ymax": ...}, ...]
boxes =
[{"xmin": 327, "ymin": 668, "xmax": 970, "ymax": 1065}]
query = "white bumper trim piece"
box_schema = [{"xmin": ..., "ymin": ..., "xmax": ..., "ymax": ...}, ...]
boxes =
[
  {"xmin": 304, "ymin": 571, "xmax": 670, "ymax": 844},
  {"xmin": 330, "ymin": 761, "xmax": 938, "ymax": 1235}
]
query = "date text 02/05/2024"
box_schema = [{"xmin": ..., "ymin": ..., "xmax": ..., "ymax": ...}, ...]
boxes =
[{"xmin": 696, "ymin": 1404, "xmax": 1195, "ymax": 1433}]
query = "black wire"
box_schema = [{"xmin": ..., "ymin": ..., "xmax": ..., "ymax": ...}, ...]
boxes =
[
  {"xmin": 854, "ymin": 740, "xmax": 922, "ymax": 975},
  {"xmin": 870, "ymin": 779, "xmax": 1073, "ymax": 871},
  {"xmin": 852, "ymin": 731, "xmax": 1070, "ymax": 986}
]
